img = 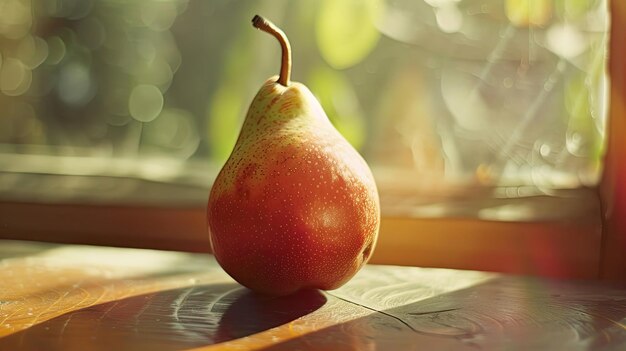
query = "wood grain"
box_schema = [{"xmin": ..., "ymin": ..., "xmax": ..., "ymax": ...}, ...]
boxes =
[{"xmin": 0, "ymin": 241, "xmax": 625, "ymax": 350}]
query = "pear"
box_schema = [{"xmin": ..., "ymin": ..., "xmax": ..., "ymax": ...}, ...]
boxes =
[{"xmin": 207, "ymin": 15, "xmax": 380, "ymax": 295}]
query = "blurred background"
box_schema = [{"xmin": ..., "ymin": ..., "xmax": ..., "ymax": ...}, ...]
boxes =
[{"xmin": 0, "ymin": 0, "xmax": 609, "ymax": 213}]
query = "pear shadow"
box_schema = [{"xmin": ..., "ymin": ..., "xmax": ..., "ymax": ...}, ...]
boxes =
[
  {"xmin": 0, "ymin": 283, "xmax": 327, "ymax": 351},
  {"xmin": 214, "ymin": 288, "xmax": 328, "ymax": 343}
]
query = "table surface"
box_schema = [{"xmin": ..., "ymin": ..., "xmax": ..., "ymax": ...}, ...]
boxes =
[{"xmin": 0, "ymin": 240, "xmax": 625, "ymax": 351}]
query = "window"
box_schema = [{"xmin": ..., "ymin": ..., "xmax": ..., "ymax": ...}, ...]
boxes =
[{"xmin": 0, "ymin": 0, "xmax": 614, "ymax": 279}]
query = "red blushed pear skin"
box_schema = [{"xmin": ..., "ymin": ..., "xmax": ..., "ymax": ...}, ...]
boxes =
[{"xmin": 207, "ymin": 15, "xmax": 380, "ymax": 296}]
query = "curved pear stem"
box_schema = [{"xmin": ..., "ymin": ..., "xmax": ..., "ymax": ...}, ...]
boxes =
[{"xmin": 252, "ymin": 15, "xmax": 291, "ymax": 87}]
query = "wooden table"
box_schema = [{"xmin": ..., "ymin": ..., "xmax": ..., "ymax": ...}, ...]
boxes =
[{"xmin": 0, "ymin": 240, "xmax": 625, "ymax": 351}]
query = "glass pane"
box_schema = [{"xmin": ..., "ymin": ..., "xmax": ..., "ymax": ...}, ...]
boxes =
[{"xmin": 0, "ymin": 0, "xmax": 609, "ymax": 203}]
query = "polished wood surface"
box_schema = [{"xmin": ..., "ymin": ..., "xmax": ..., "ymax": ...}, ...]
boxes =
[{"xmin": 0, "ymin": 240, "xmax": 625, "ymax": 351}]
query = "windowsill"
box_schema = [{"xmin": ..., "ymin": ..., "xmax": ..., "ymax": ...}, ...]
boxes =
[{"xmin": 0, "ymin": 159, "xmax": 603, "ymax": 281}]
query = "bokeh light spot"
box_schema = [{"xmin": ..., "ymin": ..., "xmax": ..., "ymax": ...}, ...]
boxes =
[
  {"xmin": 546, "ymin": 23, "xmax": 587, "ymax": 58},
  {"xmin": 0, "ymin": 58, "xmax": 31, "ymax": 96},
  {"xmin": 435, "ymin": 4, "xmax": 463, "ymax": 33},
  {"xmin": 0, "ymin": 0, "xmax": 32, "ymax": 39},
  {"xmin": 58, "ymin": 62, "xmax": 94, "ymax": 106},
  {"xmin": 17, "ymin": 35, "xmax": 49, "ymax": 69},
  {"xmin": 46, "ymin": 36, "xmax": 66, "ymax": 65},
  {"xmin": 141, "ymin": 2, "xmax": 178, "ymax": 31},
  {"xmin": 129, "ymin": 84, "xmax": 164, "ymax": 122}
]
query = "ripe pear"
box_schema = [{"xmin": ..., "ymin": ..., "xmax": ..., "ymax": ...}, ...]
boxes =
[{"xmin": 207, "ymin": 15, "xmax": 380, "ymax": 296}]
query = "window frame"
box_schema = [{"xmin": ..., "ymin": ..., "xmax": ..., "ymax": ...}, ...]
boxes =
[{"xmin": 599, "ymin": 0, "xmax": 626, "ymax": 281}]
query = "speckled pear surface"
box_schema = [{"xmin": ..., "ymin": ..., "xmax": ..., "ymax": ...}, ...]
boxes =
[{"xmin": 207, "ymin": 76, "xmax": 380, "ymax": 295}]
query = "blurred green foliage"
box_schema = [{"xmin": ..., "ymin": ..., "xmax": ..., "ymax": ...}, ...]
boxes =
[
  {"xmin": 307, "ymin": 66, "xmax": 366, "ymax": 149},
  {"xmin": 315, "ymin": 0, "xmax": 382, "ymax": 69},
  {"xmin": 207, "ymin": 29, "xmax": 255, "ymax": 163},
  {"xmin": 0, "ymin": 0, "xmax": 610, "ymax": 188}
]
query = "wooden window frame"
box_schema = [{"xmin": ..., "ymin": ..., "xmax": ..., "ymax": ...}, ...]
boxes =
[{"xmin": 599, "ymin": 0, "xmax": 626, "ymax": 281}]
